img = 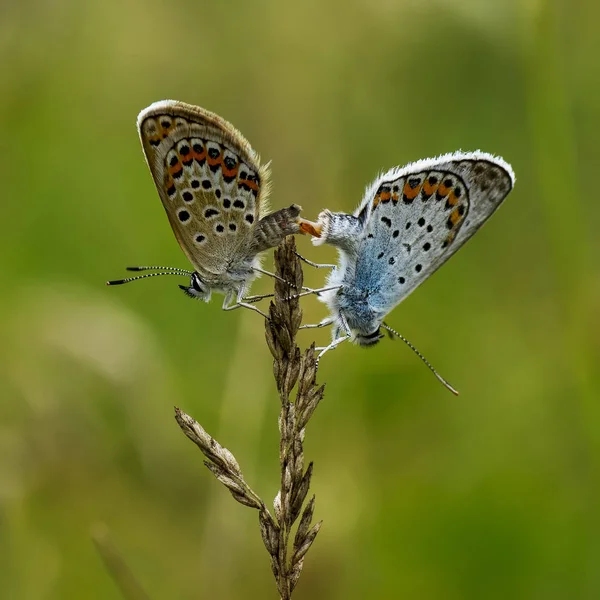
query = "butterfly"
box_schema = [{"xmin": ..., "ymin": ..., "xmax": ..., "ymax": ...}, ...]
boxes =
[
  {"xmin": 297, "ymin": 151, "xmax": 515, "ymax": 393},
  {"xmin": 108, "ymin": 100, "xmax": 303, "ymax": 317}
]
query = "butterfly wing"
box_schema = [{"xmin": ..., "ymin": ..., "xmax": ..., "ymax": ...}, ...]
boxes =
[
  {"xmin": 137, "ymin": 100, "xmax": 270, "ymax": 277},
  {"xmin": 353, "ymin": 151, "xmax": 514, "ymax": 315}
]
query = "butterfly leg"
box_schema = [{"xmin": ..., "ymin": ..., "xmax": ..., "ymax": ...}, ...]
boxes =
[
  {"xmin": 252, "ymin": 266, "xmax": 313, "ymax": 293},
  {"xmin": 299, "ymin": 317, "xmax": 335, "ymax": 330},
  {"xmin": 252, "ymin": 266, "xmax": 289, "ymax": 285},
  {"xmin": 222, "ymin": 291, "xmax": 270, "ymax": 319},
  {"xmin": 314, "ymin": 314, "xmax": 351, "ymax": 367},
  {"xmin": 242, "ymin": 292, "xmax": 275, "ymax": 304},
  {"xmin": 286, "ymin": 285, "xmax": 341, "ymax": 301},
  {"xmin": 314, "ymin": 335, "xmax": 350, "ymax": 367},
  {"xmin": 294, "ymin": 251, "xmax": 336, "ymax": 270}
]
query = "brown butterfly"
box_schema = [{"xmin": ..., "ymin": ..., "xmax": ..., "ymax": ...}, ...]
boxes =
[{"xmin": 108, "ymin": 100, "xmax": 303, "ymax": 317}]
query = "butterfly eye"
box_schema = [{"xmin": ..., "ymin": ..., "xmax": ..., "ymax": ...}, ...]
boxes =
[
  {"xmin": 191, "ymin": 272, "xmax": 207, "ymax": 293},
  {"xmin": 179, "ymin": 272, "xmax": 210, "ymax": 300}
]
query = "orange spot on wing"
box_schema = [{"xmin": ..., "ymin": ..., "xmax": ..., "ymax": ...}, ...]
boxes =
[
  {"xmin": 446, "ymin": 191, "xmax": 459, "ymax": 207},
  {"xmin": 373, "ymin": 194, "xmax": 381, "ymax": 207},
  {"xmin": 437, "ymin": 183, "xmax": 450, "ymax": 197},
  {"xmin": 222, "ymin": 164, "xmax": 239, "ymax": 179},
  {"xmin": 169, "ymin": 163, "xmax": 183, "ymax": 177},
  {"xmin": 403, "ymin": 181, "xmax": 422, "ymax": 199},
  {"xmin": 423, "ymin": 180, "xmax": 438, "ymax": 196},
  {"xmin": 192, "ymin": 147, "xmax": 207, "ymax": 163},
  {"xmin": 391, "ymin": 192, "xmax": 399, "ymax": 202},
  {"xmin": 380, "ymin": 191, "xmax": 391, "ymax": 202},
  {"xmin": 450, "ymin": 207, "xmax": 462, "ymax": 226},
  {"xmin": 239, "ymin": 178, "xmax": 259, "ymax": 192},
  {"xmin": 207, "ymin": 154, "xmax": 223, "ymax": 168}
]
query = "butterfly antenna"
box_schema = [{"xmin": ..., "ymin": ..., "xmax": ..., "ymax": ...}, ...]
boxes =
[
  {"xmin": 106, "ymin": 271, "xmax": 190, "ymax": 286},
  {"xmin": 381, "ymin": 323, "xmax": 459, "ymax": 396},
  {"xmin": 125, "ymin": 266, "xmax": 192, "ymax": 274}
]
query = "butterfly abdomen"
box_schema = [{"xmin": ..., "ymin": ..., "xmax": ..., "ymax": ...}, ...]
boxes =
[{"xmin": 249, "ymin": 204, "xmax": 302, "ymax": 254}]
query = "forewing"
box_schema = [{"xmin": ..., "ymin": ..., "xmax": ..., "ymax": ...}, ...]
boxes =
[
  {"xmin": 137, "ymin": 100, "xmax": 270, "ymax": 275},
  {"xmin": 355, "ymin": 151, "xmax": 514, "ymax": 313}
]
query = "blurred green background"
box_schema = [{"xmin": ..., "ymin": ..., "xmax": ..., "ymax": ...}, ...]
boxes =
[{"xmin": 1, "ymin": 0, "xmax": 599, "ymax": 598}]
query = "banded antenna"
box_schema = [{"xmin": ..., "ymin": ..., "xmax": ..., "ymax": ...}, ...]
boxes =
[
  {"xmin": 381, "ymin": 323, "xmax": 459, "ymax": 396},
  {"xmin": 107, "ymin": 266, "xmax": 192, "ymax": 286}
]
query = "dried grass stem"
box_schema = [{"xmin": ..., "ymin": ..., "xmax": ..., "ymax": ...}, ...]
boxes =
[{"xmin": 175, "ymin": 237, "xmax": 324, "ymax": 599}]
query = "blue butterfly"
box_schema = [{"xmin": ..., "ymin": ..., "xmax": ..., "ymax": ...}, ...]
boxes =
[{"xmin": 298, "ymin": 151, "xmax": 515, "ymax": 393}]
